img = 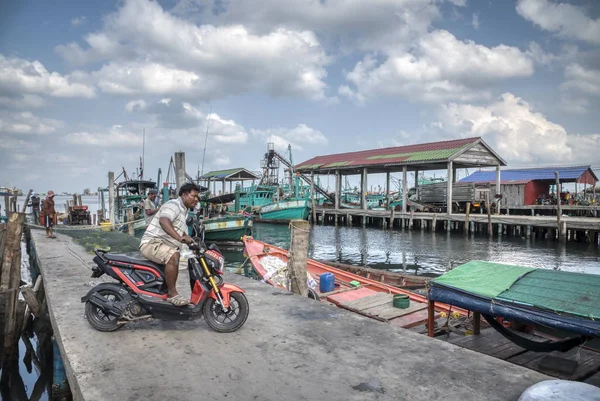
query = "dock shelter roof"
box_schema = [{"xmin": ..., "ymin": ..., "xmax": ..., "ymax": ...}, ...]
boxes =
[
  {"xmin": 459, "ymin": 166, "xmax": 598, "ymax": 186},
  {"xmin": 200, "ymin": 168, "xmax": 259, "ymax": 181},
  {"xmin": 294, "ymin": 137, "xmax": 506, "ymax": 174}
]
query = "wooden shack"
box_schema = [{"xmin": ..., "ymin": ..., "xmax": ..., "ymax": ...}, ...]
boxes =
[{"xmin": 459, "ymin": 165, "xmax": 598, "ymax": 207}]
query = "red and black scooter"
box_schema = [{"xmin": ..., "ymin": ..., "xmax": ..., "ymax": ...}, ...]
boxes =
[{"xmin": 81, "ymin": 215, "xmax": 249, "ymax": 333}]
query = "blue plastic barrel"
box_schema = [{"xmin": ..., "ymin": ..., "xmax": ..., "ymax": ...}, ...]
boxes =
[{"xmin": 320, "ymin": 272, "xmax": 335, "ymax": 293}]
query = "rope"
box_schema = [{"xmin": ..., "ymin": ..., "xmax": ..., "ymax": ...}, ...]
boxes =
[{"xmin": 25, "ymin": 217, "xmax": 147, "ymax": 231}]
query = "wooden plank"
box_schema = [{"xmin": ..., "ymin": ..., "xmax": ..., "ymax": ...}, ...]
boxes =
[
  {"xmin": 389, "ymin": 309, "xmax": 438, "ymax": 329},
  {"xmin": 364, "ymin": 303, "xmax": 426, "ymax": 321},
  {"xmin": 326, "ymin": 287, "xmax": 379, "ymax": 305},
  {"xmin": 338, "ymin": 292, "xmax": 394, "ymax": 310}
]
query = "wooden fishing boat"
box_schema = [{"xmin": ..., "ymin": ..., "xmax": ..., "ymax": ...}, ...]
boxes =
[
  {"xmin": 320, "ymin": 261, "xmax": 429, "ymax": 290},
  {"xmin": 242, "ymin": 236, "xmax": 466, "ymax": 329},
  {"xmin": 203, "ymin": 214, "xmax": 252, "ymax": 242}
]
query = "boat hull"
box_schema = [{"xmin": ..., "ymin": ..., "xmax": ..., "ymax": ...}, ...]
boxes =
[
  {"xmin": 259, "ymin": 199, "xmax": 310, "ymax": 221},
  {"xmin": 204, "ymin": 215, "xmax": 252, "ymax": 242}
]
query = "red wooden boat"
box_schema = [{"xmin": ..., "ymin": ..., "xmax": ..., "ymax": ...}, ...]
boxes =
[{"xmin": 242, "ymin": 236, "xmax": 467, "ymax": 329}]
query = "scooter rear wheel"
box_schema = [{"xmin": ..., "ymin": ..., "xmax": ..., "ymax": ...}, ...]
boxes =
[
  {"xmin": 203, "ymin": 292, "xmax": 249, "ymax": 333},
  {"xmin": 85, "ymin": 288, "xmax": 125, "ymax": 332}
]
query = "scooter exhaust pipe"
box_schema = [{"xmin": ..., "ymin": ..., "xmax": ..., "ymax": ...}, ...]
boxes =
[{"xmin": 88, "ymin": 293, "xmax": 125, "ymax": 317}]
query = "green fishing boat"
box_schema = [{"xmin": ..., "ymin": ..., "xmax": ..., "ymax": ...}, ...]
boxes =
[
  {"xmin": 258, "ymin": 198, "xmax": 311, "ymax": 221},
  {"xmin": 203, "ymin": 214, "xmax": 253, "ymax": 242}
]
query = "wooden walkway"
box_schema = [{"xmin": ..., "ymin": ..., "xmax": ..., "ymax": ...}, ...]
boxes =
[{"xmin": 438, "ymin": 328, "xmax": 600, "ymax": 382}]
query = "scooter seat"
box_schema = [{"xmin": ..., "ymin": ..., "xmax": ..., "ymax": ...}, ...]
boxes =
[{"xmin": 105, "ymin": 253, "xmax": 165, "ymax": 273}]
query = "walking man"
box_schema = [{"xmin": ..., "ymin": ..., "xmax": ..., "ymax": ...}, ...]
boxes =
[
  {"xmin": 139, "ymin": 183, "xmax": 199, "ymax": 306},
  {"xmin": 42, "ymin": 190, "xmax": 56, "ymax": 238}
]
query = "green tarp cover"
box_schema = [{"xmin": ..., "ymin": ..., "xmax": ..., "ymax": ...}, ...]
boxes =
[
  {"xmin": 497, "ymin": 269, "xmax": 600, "ymax": 320},
  {"xmin": 431, "ymin": 261, "xmax": 535, "ymax": 299}
]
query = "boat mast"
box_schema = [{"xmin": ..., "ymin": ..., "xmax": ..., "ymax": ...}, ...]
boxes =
[
  {"xmin": 142, "ymin": 128, "xmax": 145, "ymax": 180},
  {"xmin": 200, "ymin": 104, "xmax": 212, "ymax": 178}
]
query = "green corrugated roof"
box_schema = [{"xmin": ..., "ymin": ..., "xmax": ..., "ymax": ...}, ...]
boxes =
[
  {"xmin": 498, "ymin": 269, "xmax": 600, "ymax": 319},
  {"xmin": 432, "ymin": 261, "xmax": 535, "ymax": 299}
]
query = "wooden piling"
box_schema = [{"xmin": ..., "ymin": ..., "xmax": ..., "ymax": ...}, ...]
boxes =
[
  {"xmin": 3, "ymin": 196, "xmax": 9, "ymax": 216},
  {"xmin": 464, "ymin": 202, "xmax": 470, "ymax": 235},
  {"xmin": 555, "ymin": 172, "xmax": 566, "ymax": 243},
  {"xmin": 288, "ymin": 220, "xmax": 309, "ymax": 297},
  {"xmin": 388, "ymin": 209, "xmax": 394, "ymax": 229},
  {"xmin": 432, "ymin": 214, "xmax": 437, "ymax": 231},
  {"xmin": 108, "ymin": 171, "xmax": 115, "ymax": 227},
  {"xmin": 126, "ymin": 209, "xmax": 134, "ymax": 236}
]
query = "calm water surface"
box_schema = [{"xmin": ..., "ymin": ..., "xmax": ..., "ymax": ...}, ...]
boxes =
[{"xmin": 243, "ymin": 223, "xmax": 600, "ymax": 276}]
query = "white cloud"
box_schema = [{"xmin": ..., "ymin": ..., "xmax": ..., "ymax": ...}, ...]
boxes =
[
  {"xmin": 65, "ymin": 125, "xmax": 142, "ymax": 148},
  {"xmin": 125, "ymin": 99, "xmax": 147, "ymax": 112},
  {"xmin": 0, "ymin": 94, "xmax": 46, "ymax": 109},
  {"xmin": 251, "ymin": 124, "xmax": 328, "ymax": 152},
  {"xmin": 561, "ymin": 63, "xmax": 600, "ymax": 96},
  {"xmin": 472, "ymin": 13, "xmax": 480, "ymax": 30},
  {"xmin": 0, "ymin": 111, "xmax": 64, "ymax": 135},
  {"xmin": 71, "ymin": 16, "xmax": 87, "ymax": 26},
  {"xmin": 56, "ymin": 0, "xmax": 331, "ymax": 101},
  {"xmin": 340, "ymin": 30, "xmax": 534, "ymax": 103},
  {"xmin": 448, "ymin": 0, "xmax": 467, "ymax": 7},
  {"xmin": 0, "ymin": 55, "xmax": 95, "ymax": 98},
  {"xmin": 516, "ymin": 0, "xmax": 600, "ymax": 45},
  {"xmin": 171, "ymin": 0, "xmax": 440, "ymax": 53},
  {"xmin": 434, "ymin": 93, "xmax": 599, "ymax": 164}
]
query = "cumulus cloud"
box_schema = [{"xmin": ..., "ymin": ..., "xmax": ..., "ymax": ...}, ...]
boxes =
[
  {"xmin": 561, "ymin": 63, "xmax": 600, "ymax": 96},
  {"xmin": 71, "ymin": 16, "xmax": 87, "ymax": 26},
  {"xmin": 0, "ymin": 94, "xmax": 46, "ymax": 110},
  {"xmin": 0, "ymin": 111, "xmax": 64, "ymax": 135},
  {"xmin": 433, "ymin": 93, "xmax": 599, "ymax": 164},
  {"xmin": 340, "ymin": 30, "xmax": 534, "ymax": 104},
  {"xmin": 0, "ymin": 55, "xmax": 95, "ymax": 98},
  {"xmin": 170, "ymin": 0, "xmax": 440, "ymax": 53},
  {"xmin": 516, "ymin": 0, "xmax": 600, "ymax": 45},
  {"xmin": 56, "ymin": 0, "xmax": 331, "ymax": 101},
  {"xmin": 65, "ymin": 125, "xmax": 143, "ymax": 148},
  {"xmin": 251, "ymin": 124, "xmax": 328, "ymax": 152}
]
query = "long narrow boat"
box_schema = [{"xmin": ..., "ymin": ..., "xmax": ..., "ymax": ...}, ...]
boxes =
[
  {"xmin": 320, "ymin": 261, "xmax": 429, "ymax": 290},
  {"xmin": 203, "ymin": 214, "xmax": 252, "ymax": 242},
  {"xmin": 242, "ymin": 236, "xmax": 466, "ymax": 329}
]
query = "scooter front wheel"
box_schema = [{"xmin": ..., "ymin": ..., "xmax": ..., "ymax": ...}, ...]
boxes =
[{"xmin": 203, "ymin": 292, "xmax": 249, "ymax": 333}]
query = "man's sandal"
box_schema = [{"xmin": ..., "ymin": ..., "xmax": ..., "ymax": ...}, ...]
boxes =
[{"xmin": 167, "ymin": 294, "xmax": 189, "ymax": 306}]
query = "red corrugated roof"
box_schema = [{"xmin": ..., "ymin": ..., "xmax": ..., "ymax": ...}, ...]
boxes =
[{"xmin": 296, "ymin": 137, "xmax": 480, "ymax": 170}]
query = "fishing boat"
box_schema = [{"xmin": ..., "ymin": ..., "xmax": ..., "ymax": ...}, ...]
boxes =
[
  {"xmin": 258, "ymin": 198, "xmax": 311, "ymax": 221},
  {"xmin": 242, "ymin": 236, "xmax": 465, "ymax": 328},
  {"xmin": 321, "ymin": 261, "xmax": 429, "ymax": 290},
  {"xmin": 203, "ymin": 214, "xmax": 252, "ymax": 242}
]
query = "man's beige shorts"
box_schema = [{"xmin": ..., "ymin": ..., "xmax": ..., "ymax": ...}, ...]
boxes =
[{"xmin": 140, "ymin": 240, "xmax": 179, "ymax": 265}]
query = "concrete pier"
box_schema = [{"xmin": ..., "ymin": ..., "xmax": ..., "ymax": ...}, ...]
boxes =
[{"xmin": 31, "ymin": 230, "xmax": 549, "ymax": 401}]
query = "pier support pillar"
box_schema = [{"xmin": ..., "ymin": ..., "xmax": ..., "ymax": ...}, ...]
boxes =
[
  {"xmin": 432, "ymin": 214, "xmax": 437, "ymax": 232},
  {"xmin": 385, "ymin": 171, "xmax": 390, "ymax": 208},
  {"xmin": 108, "ymin": 171, "xmax": 115, "ymax": 227},
  {"xmin": 361, "ymin": 168, "xmax": 368, "ymax": 211},
  {"xmin": 335, "ymin": 170, "xmax": 341, "ymax": 210},
  {"xmin": 288, "ymin": 220, "xmax": 309, "ymax": 297},
  {"xmin": 495, "ymin": 165, "xmax": 501, "ymax": 215},
  {"xmin": 402, "ymin": 165, "xmax": 407, "ymax": 214},
  {"xmin": 174, "ymin": 152, "xmax": 186, "ymax": 192},
  {"xmin": 447, "ymin": 161, "xmax": 453, "ymax": 215}
]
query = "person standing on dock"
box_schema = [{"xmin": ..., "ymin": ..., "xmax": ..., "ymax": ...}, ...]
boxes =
[
  {"xmin": 139, "ymin": 183, "xmax": 199, "ymax": 306},
  {"xmin": 42, "ymin": 190, "xmax": 56, "ymax": 238},
  {"xmin": 29, "ymin": 192, "xmax": 41, "ymax": 224},
  {"xmin": 144, "ymin": 189, "xmax": 160, "ymax": 224}
]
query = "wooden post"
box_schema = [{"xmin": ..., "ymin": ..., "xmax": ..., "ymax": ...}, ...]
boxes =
[
  {"xmin": 555, "ymin": 171, "xmax": 566, "ymax": 242},
  {"xmin": 487, "ymin": 204, "xmax": 492, "ymax": 237},
  {"xmin": 0, "ymin": 201, "xmax": 28, "ymax": 366},
  {"xmin": 447, "ymin": 161, "xmax": 453, "ymax": 215},
  {"xmin": 311, "ymin": 172, "xmax": 317, "ymax": 224},
  {"xmin": 496, "ymin": 165, "xmax": 501, "ymax": 215},
  {"xmin": 385, "ymin": 171, "xmax": 390, "ymax": 208},
  {"xmin": 334, "ymin": 170, "xmax": 340, "ymax": 210},
  {"xmin": 465, "ymin": 202, "xmax": 471, "ymax": 235},
  {"xmin": 409, "ymin": 211, "xmax": 414, "ymax": 229},
  {"xmin": 108, "ymin": 171, "xmax": 115, "ymax": 227},
  {"xmin": 402, "ymin": 166, "xmax": 407, "ymax": 214},
  {"xmin": 288, "ymin": 220, "xmax": 309, "ymax": 297},
  {"xmin": 93, "ymin": 214, "xmax": 97, "ymax": 225},
  {"xmin": 388, "ymin": 209, "xmax": 394, "ymax": 229},
  {"xmin": 126, "ymin": 209, "xmax": 134, "ymax": 236},
  {"xmin": 427, "ymin": 300, "xmax": 435, "ymax": 337},
  {"xmin": 361, "ymin": 168, "xmax": 368, "ymax": 211},
  {"xmin": 3, "ymin": 196, "xmax": 8, "ymax": 216},
  {"xmin": 174, "ymin": 152, "xmax": 186, "ymax": 192},
  {"xmin": 432, "ymin": 214, "xmax": 437, "ymax": 231}
]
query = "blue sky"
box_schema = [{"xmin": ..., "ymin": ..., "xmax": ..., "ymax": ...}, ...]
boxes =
[{"xmin": 1, "ymin": 0, "xmax": 599, "ymax": 193}]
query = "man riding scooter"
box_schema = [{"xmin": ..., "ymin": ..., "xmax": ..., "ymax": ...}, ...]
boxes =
[{"xmin": 139, "ymin": 183, "xmax": 200, "ymax": 306}]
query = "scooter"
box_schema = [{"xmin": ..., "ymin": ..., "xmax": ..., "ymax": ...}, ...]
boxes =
[{"xmin": 81, "ymin": 215, "xmax": 249, "ymax": 333}]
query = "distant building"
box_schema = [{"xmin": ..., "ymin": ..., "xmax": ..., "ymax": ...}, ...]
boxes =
[{"xmin": 459, "ymin": 165, "xmax": 598, "ymax": 207}]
